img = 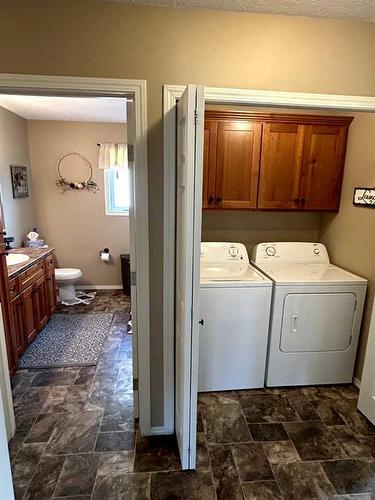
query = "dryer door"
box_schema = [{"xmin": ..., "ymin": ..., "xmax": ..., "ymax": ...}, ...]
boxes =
[{"xmin": 280, "ymin": 293, "xmax": 356, "ymax": 352}]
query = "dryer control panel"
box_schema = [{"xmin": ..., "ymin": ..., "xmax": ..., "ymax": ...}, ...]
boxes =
[{"xmin": 251, "ymin": 242, "xmax": 330, "ymax": 264}]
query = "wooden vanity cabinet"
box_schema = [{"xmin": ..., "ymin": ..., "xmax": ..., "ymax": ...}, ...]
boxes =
[
  {"xmin": 33, "ymin": 274, "xmax": 49, "ymax": 332},
  {"xmin": 203, "ymin": 111, "xmax": 352, "ymax": 212},
  {"xmin": 7, "ymin": 252, "xmax": 56, "ymax": 369},
  {"xmin": 46, "ymin": 268, "xmax": 57, "ymax": 316},
  {"xmin": 21, "ymin": 285, "xmax": 38, "ymax": 346},
  {"xmin": 10, "ymin": 296, "xmax": 25, "ymax": 357}
]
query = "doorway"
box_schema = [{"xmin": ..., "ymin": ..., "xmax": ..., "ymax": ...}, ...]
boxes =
[
  {"xmin": 164, "ymin": 84, "xmax": 375, "ymax": 470},
  {"xmin": 0, "ymin": 75, "xmax": 150, "ymax": 497}
]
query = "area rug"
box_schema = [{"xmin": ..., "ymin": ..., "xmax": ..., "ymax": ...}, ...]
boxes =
[{"xmin": 19, "ymin": 313, "xmax": 113, "ymax": 369}]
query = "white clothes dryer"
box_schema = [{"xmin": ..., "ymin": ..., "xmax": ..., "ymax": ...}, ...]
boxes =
[{"xmin": 252, "ymin": 242, "xmax": 367, "ymax": 387}]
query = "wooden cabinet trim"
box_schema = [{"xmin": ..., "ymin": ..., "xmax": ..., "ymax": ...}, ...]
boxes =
[{"xmin": 205, "ymin": 110, "xmax": 353, "ymax": 127}]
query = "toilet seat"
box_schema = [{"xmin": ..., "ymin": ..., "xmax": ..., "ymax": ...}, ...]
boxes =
[{"xmin": 55, "ymin": 268, "xmax": 82, "ymax": 281}]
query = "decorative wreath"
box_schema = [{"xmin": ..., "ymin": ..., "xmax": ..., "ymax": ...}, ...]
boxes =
[{"xmin": 56, "ymin": 152, "xmax": 99, "ymax": 193}]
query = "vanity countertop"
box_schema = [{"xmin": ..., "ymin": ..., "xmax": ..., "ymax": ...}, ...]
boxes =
[{"xmin": 7, "ymin": 247, "xmax": 55, "ymax": 279}]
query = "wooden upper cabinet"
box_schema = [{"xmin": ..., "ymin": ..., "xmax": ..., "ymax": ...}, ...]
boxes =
[
  {"xmin": 299, "ymin": 124, "xmax": 349, "ymax": 211},
  {"xmin": 202, "ymin": 120, "xmax": 218, "ymax": 209},
  {"xmin": 215, "ymin": 121, "xmax": 261, "ymax": 209},
  {"xmin": 258, "ymin": 123, "xmax": 304, "ymax": 209},
  {"xmin": 202, "ymin": 111, "xmax": 352, "ymax": 212}
]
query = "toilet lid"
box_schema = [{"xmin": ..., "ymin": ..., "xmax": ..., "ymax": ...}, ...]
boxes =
[{"xmin": 55, "ymin": 268, "xmax": 82, "ymax": 280}]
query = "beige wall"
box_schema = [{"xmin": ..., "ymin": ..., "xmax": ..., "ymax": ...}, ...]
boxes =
[
  {"xmin": 320, "ymin": 112, "xmax": 375, "ymax": 381},
  {"xmin": 27, "ymin": 121, "xmax": 128, "ymax": 286},
  {"xmin": 202, "ymin": 212, "xmax": 321, "ymax": 256},
  {"xmin": 1, "ymin": 0, "xmax": 375, "ymax": 425},
  {"xmin": 0, "ymin": 106, "xmax": 37, "ymax": 246}
]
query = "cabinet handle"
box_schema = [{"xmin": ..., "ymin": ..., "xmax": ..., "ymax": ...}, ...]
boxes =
[
  {"xmin": 215, "ymin": 197, "xmax": 222, "ymax": 205},
  {"xmin": 0, "ymin": 251, "xmax": 9, "ymax": 256},
  {"xmin": 301, "ymin": 198, "xmax": 306, "ymax": 206},
  {"xmin": 208, "ymin": 196, "xmax": 214, "ymax": 205}
]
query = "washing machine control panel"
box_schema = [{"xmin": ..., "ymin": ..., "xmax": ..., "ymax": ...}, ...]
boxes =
[
  {"xmin": 266, "ymin": 246, "xmax": 276, "ymax": 257},
  {"xmin": 201, "ymin": 242, "xmax": 249, "ymax": 263}
]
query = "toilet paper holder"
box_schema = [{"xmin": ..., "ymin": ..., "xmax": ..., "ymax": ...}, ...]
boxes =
[{"xmin": 99, "ymin": 248, "xmax": 111, "ymax": 261}]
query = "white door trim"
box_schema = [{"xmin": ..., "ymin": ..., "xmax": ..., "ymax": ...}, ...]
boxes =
[
  {"xmin": 0, "ymin": 74, "xmax": 151, "ymax": 435},
  {"xmin": 163, "ymin": 84, "xmax": 375, "ymax": 433}
]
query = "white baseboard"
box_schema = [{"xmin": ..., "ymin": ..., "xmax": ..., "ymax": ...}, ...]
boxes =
[
  {"xmin": 353, "ymin": 377, "xmax": 361, "ymax": 389},
  {"xmin": 76, "ymin": 285, "xmax": 123, "ymax": 290},
  {"xmin": 150, "ymin": 426, "xmax": 172, "ymax": 436}
]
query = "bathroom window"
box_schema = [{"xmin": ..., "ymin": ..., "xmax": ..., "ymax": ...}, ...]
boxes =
[{"xmin": 105, "ymin": 168, "xmax": 130, "ymax": 216}]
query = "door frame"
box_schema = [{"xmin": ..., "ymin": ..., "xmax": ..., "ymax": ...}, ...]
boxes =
[
  {"xmin": 163, "ymin": 84, "xmax": 375, "ymax": 433},
  {"xmin": 0, "ymin": 74, "xmax": 151, "ymax": 435}
]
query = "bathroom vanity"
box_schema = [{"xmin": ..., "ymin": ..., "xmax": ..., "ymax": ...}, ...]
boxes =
[{"xmin": 5, "ymin": 247, "xmax": 56, "ymax": 372}]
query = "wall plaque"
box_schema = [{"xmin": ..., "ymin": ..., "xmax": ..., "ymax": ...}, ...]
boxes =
[{"xmin": 353, "ymin": 187, "xmax": 375, "ymax": 208}]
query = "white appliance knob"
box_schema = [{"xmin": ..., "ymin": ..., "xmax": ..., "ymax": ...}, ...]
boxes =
[
  {"xmin": 266, "ymin": 246, "xmax": 276, "ymax": 256},
  {"xmin": 229, "ymin": 246, "xmax": 239, "ymax": 257},
  {"xmin": 313, "ymin": 248, "xmax": 320, "ymax": 255}
]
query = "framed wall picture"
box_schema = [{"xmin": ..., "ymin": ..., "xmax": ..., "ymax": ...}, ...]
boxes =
[{"xmin": 10, "ymin": 165, "xmax": 29, "ymax": 199}]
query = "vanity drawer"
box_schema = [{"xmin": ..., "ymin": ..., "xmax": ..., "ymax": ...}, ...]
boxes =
[
  {"xmin": 45, "ymin": 254, "xmax": 54, "ymax": 271},
  {"xmin": 19, "ymin": 260, "xmax": 45, "ymax": 291},
  {"xmin": 9, "ymin": 277, "xmax": 19, "ymax": 300}
]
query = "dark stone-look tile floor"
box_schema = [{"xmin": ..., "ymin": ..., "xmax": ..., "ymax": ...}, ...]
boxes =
[{"xmin": 8, "ymin": 291, "xmax": 375, "ymax": 499}]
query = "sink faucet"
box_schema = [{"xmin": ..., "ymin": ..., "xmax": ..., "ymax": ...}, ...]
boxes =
[{"xmin": 2, "ymin": 231, "xmax": 15, "ymax": 251}]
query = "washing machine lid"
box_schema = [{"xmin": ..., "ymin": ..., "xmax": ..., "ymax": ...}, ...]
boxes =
[
  {"xmin": 200, "ymin": 262, "xmax": 271, "ymax": 287},
  {"xmin": 255, "ymin": 262, "xmax": 367, "ymax": 286}
]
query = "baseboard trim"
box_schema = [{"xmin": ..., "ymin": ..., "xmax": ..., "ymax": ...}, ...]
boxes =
[
  {"xmin": 150, "ymin": 426, "xmax": 172, "ymax": 436},
  {"xmin": 76, "ymin": 285, "xmax": 123, "ymax": 290},
  {"xmin": 353, "ymin": 377, "xmax": 361, "ymax": 389}
]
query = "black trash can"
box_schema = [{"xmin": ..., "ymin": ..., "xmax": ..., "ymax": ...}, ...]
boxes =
[{"xmin": 120, "ymin": 254, "xmax": 131, "ymax": 296}]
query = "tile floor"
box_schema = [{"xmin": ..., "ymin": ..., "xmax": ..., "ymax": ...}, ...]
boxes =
[{"xmin": 8, "ymin": 292, "xmax": 375, "ymax": 499}]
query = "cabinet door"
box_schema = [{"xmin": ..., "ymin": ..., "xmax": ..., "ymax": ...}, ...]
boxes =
[
  {"xmin": 202, "ymin": 120, "xmax": 218, "ymax": 209},
  {"xmin": 46, "ymin": 269, "xmax": 57, "ymax": 316},
  {"xmin": 11, "ymin": 297, "xmax": 25, "ymax": 357},
  {"xmin": 22, "ymin": 286, "xmax": 38, "ymax": 346},
  {"xmin": 33, "ymin": 275, "xmax": 48, "ymax": 331},
  {"xmin": 258, "ymin": 123, "xmax": 304, "ymax": 209},
  {"xmin": 300, "ymin": 124, "xmax": 348, "ymax": 210},
  {"xmin": 215, "ymin": 121, "xmax": 261, "ymax": 209}
]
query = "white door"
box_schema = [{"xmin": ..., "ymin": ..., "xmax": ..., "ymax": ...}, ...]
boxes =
[
  {"xmin": 0, "ymin": 386, "xmax": 14, "ymax": 499},
  {"xmin": 358, "ymin": 298, "xmax": 375, "ymax": 423},
  {"xmin": 126, "ymin": 99, "xmax": 139, "ymax": 420},
  {"xmin": 175, "ymin": 84, "xmax": 205, "ymax": 469}
]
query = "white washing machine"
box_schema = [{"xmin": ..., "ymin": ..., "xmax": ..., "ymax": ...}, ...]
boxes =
[
  {"xmin": 199, "ymin": 242, "xmax": 272, "ymax": 392},
  {"xmin": 252, "ymin": 242, "xmax": 367, "ymax": 387}
]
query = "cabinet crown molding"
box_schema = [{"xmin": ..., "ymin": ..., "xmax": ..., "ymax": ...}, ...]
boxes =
[{"xmin": 205, "ymin": 110, "xmax": 354, "ymax": 127}]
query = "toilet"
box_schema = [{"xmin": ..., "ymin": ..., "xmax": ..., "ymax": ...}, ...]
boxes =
[{"xmin": 55, "ymin": 268, "xmax": 82, "ymax": 303}]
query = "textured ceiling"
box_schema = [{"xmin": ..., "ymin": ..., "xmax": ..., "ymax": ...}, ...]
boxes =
[
  {"xmin": 0, "ymin": 96, "xmax": 127, "ymax": 123},
  {"xmin": 101, "ymin": 0, "xmax": 375, "ymax": 21}
]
